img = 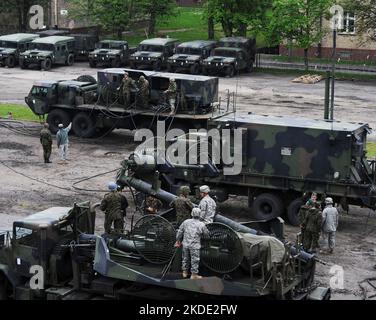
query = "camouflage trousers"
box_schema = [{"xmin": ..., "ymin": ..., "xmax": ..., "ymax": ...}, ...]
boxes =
[
  {"xmin": 182, "ymin": 247, "xmax": 200, "ymax": 274},
  {"xmin": 42, "ymin": 144, "xmax": 51, "ymax": 162},
  {"xmin": 104, "ymin": 216, "xmax": 124, "ymax": 234},
  {"xmin": 122, "ymin": 91, "xmax": 131, "ymax": 107},
  {"xmin": 303, "ymin": 230, "xmax": 320, "ymax": 252},
  {"xmin": 323, "ymin": 231, "xmax": 336, "ymax": 250}
]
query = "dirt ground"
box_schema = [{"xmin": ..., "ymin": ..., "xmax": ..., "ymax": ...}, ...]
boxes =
[{"xmin": 0, "ymin": 64, "xmax": 376, "ymax": 300}]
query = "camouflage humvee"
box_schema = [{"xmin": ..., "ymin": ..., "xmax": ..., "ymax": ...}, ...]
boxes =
[
  {"xmin": 167, "ymin": 40, "xmax": 217, "ymax": 74},
  {"xmin": 19, "ymin": 36, "xmax": 75, "ymax": 71},
  {"xmin": 130, "ymin": 37, "xmax": 179, "ymax": 71},
  {"xmin": 0, "ymin": 33, "xmax": 39, "ymax": 68},
  {"xmin": 88, "ymin": 40, "xmax": 135, "ymax": 68}
]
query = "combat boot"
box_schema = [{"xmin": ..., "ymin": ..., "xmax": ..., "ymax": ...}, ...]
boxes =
[
  {"xmin": 182, "ymin": 271, "xmax": 189, "ymax": 278},
  {"xmin": 191, "ymin": 274, "xmax": 202, "ymax": 279}
]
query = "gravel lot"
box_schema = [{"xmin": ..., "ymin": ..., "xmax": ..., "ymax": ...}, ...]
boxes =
[{"xmin": 0, "ymin": 64, "xmax": 376, "ymax": 300}]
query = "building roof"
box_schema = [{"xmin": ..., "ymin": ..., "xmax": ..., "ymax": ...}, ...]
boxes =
[
  {"xmin": 178, "ymin": 40, "xmax": 217, "ymax": 49},
  {"xmin": 140, "ymin": 38, "xmax": 178, "ymax": 46},
  {"xmin": 213, "ymin": 113, "xmax": 369, "ymax": 132},
  {"xmin": 0, "ymin": 33, "xmax": 39, "ymax": 43},
  {"xmin": 32, "ymin": 36, "xmax": 75, "ymax": 44},
  {"xmin": 14, "ymin": 207, "xmax": 72, "ymax": 229}
]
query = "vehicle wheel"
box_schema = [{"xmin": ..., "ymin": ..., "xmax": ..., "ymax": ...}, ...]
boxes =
[
  {"xmin": 72, "ymin": 112, "xmax": 97, "ymax": 138},
  {"xmin": 166, "ymin": 64, "xmax": 174, "ymax": 73},
  {"xmin": 5, "ymin": 55, "xmax": 15, "ymax": 68},
  {"xmin": 0, "ymin": 273, "xmax": 10, "ymax": 300},
  {"xmin": 190, "ymin": 63, "xmax": 199, "ymax": 75},
  {"xmin": 41, "ymin": 58, "xmax": 52, "ymax": 71},
  {"xmin": 286, "ymin": 198, "xmax": 303, "ymax": 226},
  {"xmin": 47, "ymin": 109, "xmax": 71, "ymax": 134},
  {"xmin": 153, "ymin": 60, "xmax": 162, "ymax": 71},
  {"xmin": 20, "ymin": 60, "xmax": 28, "ymax": 69},
  {"xmin": 66, "ymin": 54, "xmax": 74, "ymax": 66},
  {"xmin": 252, "ymin": 193, "xmax": 284, "ymax": 221},
  {"xmin": 246, "ymin": 62, "xmax": 254, "ymax": 73},
  {"xmin": 202, "ymin": 67, "xmax": 208, "ymax": 76},
  {"xmin": 76, "ymin": 75, "xmax": 97, "ymax": 84},
  {"xmin": 225, "ymin": 65, "xmax": 235, "ymax": 78},
  {"xmin": 89, "ymin": 60, "xmax": 97, "ymax": 68},
  {"xmin": 111, "ymin": 58, "xmax": 121, "ymax": 68}
]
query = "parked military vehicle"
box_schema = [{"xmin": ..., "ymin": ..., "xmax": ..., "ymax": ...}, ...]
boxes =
[
  {"xmin": 0, "ymin": 33, "xmax": 39, "ymax": 68},
  {"xmin": 0, "ymin": 191, "xmax": 329, "ymax": 300},
  {"xmin": 25, "ymin": 68, "xmax": 227, "ymax": 137},
  {"xmin": 36, "ymin": 29, "xmax": 70, "ymax": 37},
  {"xmin": 70, "ymin": 34, "xmax": 98, "ymax": 61},
  {"xmin": 88, "ymin": 40, "xmax": 135, "ymax": 68},
  {"xmin": 203, "ymin": 37, "xmax": 256, "ymax": 77},
  {"xmin": 19, "ymin": 36, "xmax": 75, "ymax": 71},
  {"xmin": 130, "ymin": 38, "xmax": 179, "ymax": 71},
  {"xmin": 167, "ymin": 40, "xmax": 217, "ymax": 74},
  {"xmin": 125, "ymin": 113, "xmax": 376, "ymax": 226}
]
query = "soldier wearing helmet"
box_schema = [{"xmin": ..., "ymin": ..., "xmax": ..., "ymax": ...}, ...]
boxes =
[
  {"xmin": 137, "ymin": 75, "xmax": 150, "ymax": 109},
  {"xmin": 321, "ymin": 197, "xmax": 339, "ymax": 254},
  {"xmin": 118, "ymin": 72, "xmax": 137, "ymax": 108},
  {"xmin": 175, "ymin": 208, "xmax": 209, "ymax": 279},
  {"xmin": 164, "ymin": 77, "xmax": 177, "ymax": 115},
  {"xmin": 100, "ymin": 182, "xmax": 128, "ymax": 234},
  {"xmin": 171, "ymin": 186, "xmax": 194, "ymax": 226}
]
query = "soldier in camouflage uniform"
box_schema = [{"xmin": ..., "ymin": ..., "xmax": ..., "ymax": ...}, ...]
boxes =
[
  {"xmin": 118, "ymin": 72, "xmax": 137, "ymax": 108},
  {"xmin": 137, "ymin": 75, "xmax": 150, "ymax": 109},
  {"xmin": 164, "ymin": 78, "xmax": 177, "ymax": 115},
  {"xmin": 198, "ymin": 185, "xmax": 216, "ymax": 224},
  {"xmin": 40, "ymin": 123, "xmax": 52, "ymax": 163},
  {"xmin": 100, "ymin": 182, "xmax": 129, "ymax": 234},
  {"xmin": 175, "ymin": 208, "xmax": 209, "ymax": 279},
  {"xmin": 171, "ymin": 186, "xmax": 194, "ymax": 226},
  {"xmin": 145, "ymin": 196, "xmax": 163, "ymax": 214},
  {"xmin": 302, "ymin": 202, "xmax": 322, "ymax": 253}
]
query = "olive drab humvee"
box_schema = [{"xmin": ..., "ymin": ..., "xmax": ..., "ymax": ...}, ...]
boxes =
[
  {"xmin": 88, "ymin": 40, "xmax": 135, "ymax": 68},
  {"xmin": 166, "ymin": 40, "xmax": 217, "ymax": 74},
  {"xmin": 19, "ymin": 36, "xmax": 76, "ymax": 71},
  {"xmin": 0, "ymin": 33, "xmax": 39, "ymax": 68},
  {"xmin": 70, "ymin": 34, "xmax": 98, "ymax": 61},
  {"xmin": 130, "ymin": 38, "xmax": 179, "ymax": 71}
]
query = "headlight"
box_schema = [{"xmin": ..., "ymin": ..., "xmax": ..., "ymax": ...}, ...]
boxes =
[
  {"xmin": 148, "ymin": 57, "xmax": 151, "ymax": 60},
  {"xmin": 136, "ymin": 57, "xmax": 139, "ymax": 60},
  {"xmin": 208, "ymin": 62, "xmax": 211, "ymax": 65},
  {"xmin": 186, "ymin": 60, "xmax": 188, "ymax": 63},
  {"xmin": 173, "ymin": 59, "xmax": 176, "ymax": 63},
  {"xmin": 95, "ymin": 54, "xmax": 97, "ymax": 57},
  {"xmin": 106, "ymin": 55, "xmax": 109, "ymax": 58},
  {"xmin": 221, "ymin": 63, "xmax": 224, "ymax": 66}
]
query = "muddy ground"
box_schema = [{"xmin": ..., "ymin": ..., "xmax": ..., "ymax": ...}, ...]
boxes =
[{"xmin": 0, "ymin": 64, "xmax": 376, "ymax": 300}]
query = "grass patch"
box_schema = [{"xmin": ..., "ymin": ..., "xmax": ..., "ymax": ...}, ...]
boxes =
[
  {"xmin": 0, "ymin": 104, "xmax": 39, "ymax": 122},
  {"xmin": 367, "ymin": 142, "xmax": 376, "ymax": 158},
  {"xmin": 157, "ymin": 7, "xmax": 206, "ymax": 31}
]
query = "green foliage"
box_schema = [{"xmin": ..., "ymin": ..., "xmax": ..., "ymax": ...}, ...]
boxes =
[
  {"xmin": 344, "ymin": 0, "xmax": 376, "ymax": 38},
  {"xmin": 367, "ymin": 142, "xmax": 376, "ymax": 158},
  {"xmin": 0, "ymin": 104, "xmax": 39, "ymax": 122}
]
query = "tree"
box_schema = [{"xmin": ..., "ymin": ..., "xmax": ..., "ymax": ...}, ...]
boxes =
[
  {"xmin": 205, "ymin": 0, "xmax": 272, "ymax": 37},
  {"xmin": 136, "ymin": 0, "xmax": 176, "ymax": 37},
  {"xmin": 266, "ymin": 0, "xmax": 334, "ymax": 69}
]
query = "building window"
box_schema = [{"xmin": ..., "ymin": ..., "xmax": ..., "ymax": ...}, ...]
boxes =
[{"xmin": 339, "ymin": 11, "xmax": 356, "ymax": 34}]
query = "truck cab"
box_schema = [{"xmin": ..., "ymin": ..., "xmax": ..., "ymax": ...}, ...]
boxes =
[
  {"xmin": 71, "ymin": 34, "xmax": 98, "ymax": 61},
  {"xmin": 130, "ymin": 38, "xmax": 179, "ymax": 71},
  {"xmin": 19, "ymin": 36, "xmax": 76, "ymax": 71},
  {"xmin": 167, "ymin": 40, "xmax": 217, "ymax": 74},
  {"xmin": 89, "ymin": 40, "xmax": 134, "ymax": 68},
  {"xmin": 0, "ymin": 33, "xmax": 39, "ymax": 68}
]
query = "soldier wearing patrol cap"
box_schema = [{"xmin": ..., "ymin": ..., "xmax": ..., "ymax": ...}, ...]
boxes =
[
  {"xmin": 118, "ymin": 72, "xmax": 137, "ymax": 108},
  {"xmin": 198, "ymin": 185, "xmax": 216, "ymax": 224},
  {"xmin": 321, "ymin": 197, "xmax": 339, "ymax": 254},
  {"xmin": 137, "ymin": 75, "xmax": 150, "ymax": 109},
  {"xmin": 164, "ymin": 77, "xmax": 177, "ymax": 115},
  {"xmin": 171, "ymin": 186, "xmax": 194, "ymax": 226}
]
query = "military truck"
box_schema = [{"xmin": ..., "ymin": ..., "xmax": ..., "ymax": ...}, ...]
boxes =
[
  {"xmin": 88, "ymin": 40, "xmax": 135, "ymax": 68},
  {"xmin": 203, "ymin": 37, "xmax": 256, "ymax": 77},
  {"xmin": 166, "ymin": 40, "xmax": 217, "ymax": 74},
  {"xmin": 36, "ymin": 29, "xmax": 70, "ymax": 37},
  {"xmin": 130, "ymin": 38, "xmax": 179, "ymax": 71},
  {"xmin": 0, "ymin": 33, "xmax": 39, "ymax": 68},
  {"xmin": 25, "ymin": 68, "xmax": 226, "ymax": 137},
  {"xmin": 70, "ymin": 34, "xmax": 98, "ymax": 61},
  {"xmin": 19, "ymin": 36, "xmax": 75, "ymax": 71}
]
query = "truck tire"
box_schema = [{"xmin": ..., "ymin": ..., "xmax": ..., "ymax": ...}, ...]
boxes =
[
  {"xmin": 153, "ymin": 60, "xmax": 162, "ymax": 71},
  {"xmin": 111, "ymin": 57, "xmax": 121, "ymax": 68},
  {"xmin": 89, "ymin": 60, "xmax": 97, "ymax": 68},
  {"xmin": 286, "ymin": 198, "xmax": 303, "ymax": 226},
  {"xmin": 47, "ymin": 109, "xmax": 71, "ymax": 133},
  {"xmin": 66, "ymin": 54, "xmax": 74, "ymax": 66},
  {"xmin": 225, "ymin": 65, "xmax": 235, "ymax": 78},
  {"xmin": 41, "ymin": 58, "xmax": 52, "ymax": 71},
  {"xmin": 20, "ymin": 60, "xmax": 28, "ymax": 69},
  {"xmin": 166, "ymin": 64, "xmax": 174, "ymax": 73},
  {"xmin": 252, "ymin": 193, "xmax": 284, "ymax": 221},
  {"xmin": 0, "ymin": 273, "xmax": 9, "ymax": 300},
  {"xmin": 77, "ymin": 75, "xmax": 97, "ymax": 84},
  {"xmin": 190, "ymin": 63, "xmax": 199, "ymax": 75},
  {"xmin": 72, "ymin": 112, "xmax": 96, "ymax": 138},
  {"xmin": 246, "ymin": 62, "xmax": 254, "ymax": 73},
  {"xmin": 5, "ymin": 55, "xmax": 15, "ymax": 68},
  {"xmin": 202, "ymin": 67, "xmax": 208, "ymax": 76}
]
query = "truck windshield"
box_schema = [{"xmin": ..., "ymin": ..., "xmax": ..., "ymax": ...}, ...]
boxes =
[
  {"xmin": 14, "ymin": 227, "xmax": 38, "ymax": 247},
  {"xmin": 177, "ymin": 47, "xmax": 202, "ymax": 55},
  {"xmin": 213, "ymin": 49, "xmax": 237, "ymax": 57},
  {"xmin": 0, "ymin": 41, "xmax": 17, "ymax": 48},
  {"xmin": 98, "ymin": 42, "xmax": 123, "ymax": 49},
  {"xmin": 139, "ymin": 44, "xmax": 163, "ymax": 52},
  {"xmin": 219, "ymin": 41, "xmax": 245, "ymax": 49},
  {"xmin": 30, "ymin": 43, "xmax": 54, "ymax": 51},
  {"xmin": 31, "ymin": 86, "xmax": 49, "ymax": 97}
]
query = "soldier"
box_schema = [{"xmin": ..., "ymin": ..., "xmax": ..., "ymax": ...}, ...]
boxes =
[
  {"xmin": 56, "ymin": 122, "xmax": 72, "ymax": 162},
  {"xmin": 306, "ymin": 192, "xmax": 318, "ymax": 207},
  {"xmin": 40, "ymin": 123, "xmax": 52, "ymax": 163},
  {"xmin": 164, "ymin": 78, "xmax": 177, "ymax": 115},
  {"xmin": 118, "ymin": 72, "xmax": 137, "ymax": 107},
  {"xmin": 302, "ymin": 202, "xmax": 322, "ymax": 253},
  {"xmin": 100, "ymin": 182, "xmax": 128, "ymax": 234},
  {"xmin": 321, "ymin": 197, "xmax": 339, "ymax": 254},
  {"xmin": 137, "ymin": 75, "xmax": 150, "ymax": 109},
  {"xmin": 198, "ymin": 185, "xmax": 216, "ymax": 224},
  {"xmin": 175, "ymin": 208, "xmax": 209, "ymax": 279},
  {"xmin": 145, "ymin": 196, "xmax": 163, "ymax": 214},
  {"xmin": 298, "ymin": 202, "xmax": 311, "ymax": 247},
  {"xmin": 171, "ymin": 186, "xmax": 194, "ymax": 226}
]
